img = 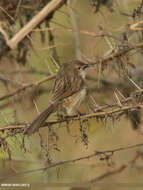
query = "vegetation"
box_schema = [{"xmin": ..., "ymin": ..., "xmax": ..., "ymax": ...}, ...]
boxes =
[{"xmin": 0, "ymin": 0, "xmax": 143, "ymax": 189}]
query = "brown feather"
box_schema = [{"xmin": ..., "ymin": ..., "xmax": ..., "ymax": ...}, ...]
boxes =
[{"xmin": 24, "ymin": 103, "xmax": 57, "ymax": 135}]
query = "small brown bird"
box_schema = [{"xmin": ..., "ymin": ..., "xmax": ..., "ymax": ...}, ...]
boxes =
[{"xmin": 24, "ymin": 60, "xmax": 89, "ymax": 135}]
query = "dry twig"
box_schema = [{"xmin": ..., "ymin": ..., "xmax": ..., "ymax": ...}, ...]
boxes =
[
  {"xmin": 0, "ymin": 74, "xmax": 56, "ymax": 101},
  {"xmin": 7, "ymin": 0, "xmax": 66, "ymax": 49},
  {"xmin": 0, "ymin": 142, "xmax": 143, "ymax": 181}
]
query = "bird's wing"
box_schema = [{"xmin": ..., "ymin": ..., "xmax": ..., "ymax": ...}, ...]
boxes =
[{"xmin": 50, "ymin": 74, "xmax": 83, "ymax": 103}]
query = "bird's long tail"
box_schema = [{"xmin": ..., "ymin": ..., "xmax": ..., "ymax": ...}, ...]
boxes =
[{"xmin": 24, "ymin": 104, "xmax": 56, "ymax": 135}]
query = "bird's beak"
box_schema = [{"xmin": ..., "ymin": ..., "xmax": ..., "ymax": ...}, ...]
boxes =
[{"xmin": 83, "ymin": 64, "xmax": 89, "ymax": 70}]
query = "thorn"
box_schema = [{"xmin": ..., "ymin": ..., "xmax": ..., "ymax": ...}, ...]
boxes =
[
  {"xmin": 90, "ymin": 95, "xmax": 99, "ymax": 107},
  {"xmin": 49, "ymin": 55, "xmax": 60, "ymax": 69},
  {"xmin": 33, "ymin": 100, "xmax": 40, "ymax": 114},
  {"xmin": 127, "ymin": 76, "xmax": 142, "ymax": 91},
  {"xmin": 114, "ymin": 91, "xmax": 122, "ymax": 106},
  {"xmin": 115, "ymin": 88, "xmax": 126, "ymax": 100},
  {"xmin": 46, "ymin": 60, "xmax": 54, "ymax": 74}
]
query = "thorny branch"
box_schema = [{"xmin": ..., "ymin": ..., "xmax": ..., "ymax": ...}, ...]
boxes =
[
  {"xmin": 0, "ymin": 90, "xmax": 142, "ymax": 160},
  {"xmin": 93, "ymin": 42, "xmax": 143, "ymax": 66},
  {"xmin": 0, "ymin": 101, "xmax": 142, "ymax": 133},
  {"xmin": 0, "ymin": 36, "xmax": 142, "ymax": 102}
]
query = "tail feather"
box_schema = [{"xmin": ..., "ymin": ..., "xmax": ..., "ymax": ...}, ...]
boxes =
[{"xmin": 24, "ymin": 104, "xmax": 56, "ymax": 135}]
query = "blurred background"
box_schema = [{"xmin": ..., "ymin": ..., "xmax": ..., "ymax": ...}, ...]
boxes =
[{"xmin": 0, "ymin": 0, "xmax": 143, "ymax": 189}]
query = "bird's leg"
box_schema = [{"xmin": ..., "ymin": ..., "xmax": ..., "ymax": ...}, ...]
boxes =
[{"xmin": 57, "ymin": 103, "xmax": 70, "ymax": 120}]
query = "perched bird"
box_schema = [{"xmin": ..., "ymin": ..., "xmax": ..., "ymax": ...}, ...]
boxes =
[{"xmin": 24, "ymin": 60, "xmax": 89, "ymax": 135}]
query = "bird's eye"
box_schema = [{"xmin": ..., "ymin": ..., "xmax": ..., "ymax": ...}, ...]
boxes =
[{"xmin": 78, "ymin": 66, "xmax": 81, "ymax": 70}]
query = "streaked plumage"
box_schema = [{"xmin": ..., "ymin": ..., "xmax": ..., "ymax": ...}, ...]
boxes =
[{"xmin": 24, "ymin": 60, "xmax": 88, "ymax": 135}]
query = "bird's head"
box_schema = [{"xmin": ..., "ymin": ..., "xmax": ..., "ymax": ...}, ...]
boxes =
[{"xmin": 73, "ymin": 60, "xmax": 89, "ymax": 79}]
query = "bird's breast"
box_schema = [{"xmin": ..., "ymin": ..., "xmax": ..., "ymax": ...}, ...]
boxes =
[{"xmin": 79, "ymin": 70, "xmax": 86, "ymax": 80}]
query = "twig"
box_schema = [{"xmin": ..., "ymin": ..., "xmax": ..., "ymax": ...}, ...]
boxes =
[
  {"xmin": 14, "ymin": 0, "xmax": 22, "ymax": 18},
  {"xmin": 0, "ymin": 87, "xmax": 49, "ymax": 110},
  {"xmin": 0, "ymin": 74, "xmax": 56, "ymax": 101},
  {"xmin": 89, "ymin": 165, "xmax": 126, "ymax": 183},
  {"xmin": 130, "ymin": 20, "xmax": 143, "ymax": 31},
  {"xmin": 0, "ymin": 142, "xmax": 143, "ymax": 181},
  {"xmin": 89, "ymin": 150, "xmax": 143, "ymax": 183},
  {"xmin": 93, "ymin": 45, "xmax": 133, "ymax": 66},
  {"xmin": 0, "ymin": 6, "xmax": 15, "ymax": 22},
  {"xmin": 47, "ymin": 22, "xmax": 60, "ymax": 64},
  {"xmin": 7, "ymin": 0, "xmax": 66, "ymax": 49},
  {"xmin": 0, "ymin": 25, "xmax": 9, "ymax": 43}
]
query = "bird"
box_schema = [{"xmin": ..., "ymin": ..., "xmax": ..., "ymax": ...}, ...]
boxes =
[{"xmin": 24, "ymin": 60, "xmax": 89, "ymax": 135}]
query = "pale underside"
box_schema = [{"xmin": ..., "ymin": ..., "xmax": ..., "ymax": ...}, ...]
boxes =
[{"xmin": 60, "ymin": 88, "xmax": 87, "ymax": 115}]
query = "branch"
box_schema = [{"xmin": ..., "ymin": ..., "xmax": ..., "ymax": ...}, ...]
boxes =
[
  {"xmin": 0, "ymin": 142, "xmax": 143, "ymax": 181},
  {"xmin": 7, "ymin": 0, "xmax": 66, "ymax": 49},
  {"xmin": 0, "ymin": 74, "xmax": 56, "ymax": 101},
  {"xmin": 93, "ymin": 41, "xmax": 143, "ymax": 66},
  {"xmin": 89, "ymin": 150, "xmax": 142, "ymax": 184},
  {"xmin": 0, "ymin": 104, "xmax": 141, "ymax": 133},
  {"xmin": 0, "ymin": 25, "xmax": 9, "ymax": 43},
  {"xmin": 130, "ymin": 20, "xmax": 143, "ymax": 31},
  {"xmin": 36, "ymin": 104, "xmax": 142, "ymax": 128},
  {"xmin": 44, "ymin": 25, "xmax": 143, "ymax": 66},
  {"xmin": 89, "ymin": 165, "xmax": 126, "ymax": 183}
]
